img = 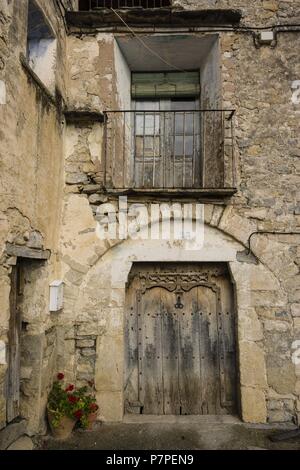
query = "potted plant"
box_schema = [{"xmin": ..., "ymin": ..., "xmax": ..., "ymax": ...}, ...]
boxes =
[
  {"xmin": 75, "ymin": 381, "xmax": 99, "ymax": 431},
  {"xmin": 47, "ymin": 373, "xmax": 77, "ymax": 439},
  {"xmin": 47, "ymin": 373, "xmax": 99, "ymax": 438}
]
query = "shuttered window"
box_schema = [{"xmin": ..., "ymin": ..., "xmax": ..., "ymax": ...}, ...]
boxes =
[{"xmin": 131, "ymin": 71, "xmax": 200, "ymax": 99}]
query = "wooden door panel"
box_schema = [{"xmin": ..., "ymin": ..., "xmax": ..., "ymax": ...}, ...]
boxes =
[
  {"xmin": 140, "ymin": 288, "xmax": 164, "ymax": 414},
  {"xmin": 217, "ymin": 276, "xmax": 237, "ymax": 409},
  {"xmin": 124, "ymin": 281, "xmax": 140, "ymax": 413},
  {"xmin": 197, "ymin": 286, "xmax": 219, "ymax": 414},
  {"xmin": 160, "ymin": 289, "xmax": 180, "ymax": 414},
  {"xmin": 178, "ymin": 289, "xmax": 201, "ymax": 415}
]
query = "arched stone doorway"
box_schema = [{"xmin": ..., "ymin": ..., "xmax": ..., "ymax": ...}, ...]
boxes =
[{"xmin": 73, "ymin": 222, "xmax": 282, "ymax": 423}]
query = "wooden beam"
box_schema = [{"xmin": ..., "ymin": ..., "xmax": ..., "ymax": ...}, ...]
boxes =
[
  {"xmin": 64, "ymin": 110, "xmax": 105, "ymax": 124},
  {"xmin": 6, "ymin": 244, "xmax": 51, "ymax": 261},
  {"xmin": 66, "ymin": 9, "xmax": 242, "ymax": 30}
]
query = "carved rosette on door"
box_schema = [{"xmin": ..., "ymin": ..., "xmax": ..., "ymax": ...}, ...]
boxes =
[{"xmin": 125, "ymin": 264, "xmax": 237, "ymax": 416}]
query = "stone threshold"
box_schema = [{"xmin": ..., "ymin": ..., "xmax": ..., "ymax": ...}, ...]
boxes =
[
  {"xmin": 123, "ymin": 414, "xmax": 242, "ymax": 425},
  {"xmin": 0, "ymin": 419, "xmax": 27, "ymax": 450}
]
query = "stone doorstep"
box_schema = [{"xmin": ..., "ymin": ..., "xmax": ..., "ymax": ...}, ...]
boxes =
[
  {"xmin": 7, "ymin": 435, "xmax": 34, "ymax": 451},
  {"xmin": 0, "ymin": 419, "xmax": 27, "ymax": 450}
]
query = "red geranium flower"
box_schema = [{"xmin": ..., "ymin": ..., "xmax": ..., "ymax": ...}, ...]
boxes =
[
  {"xmin": 57, "ymin": 373, "xmax": 64, "ymax": 381},
  {"xmin": 65, "ymin": 384, "xmax": 74, "ymax": 392},
  {"xmin": 89, "ymin": 403, "xmax": 98, "ymax": 412},
  {"xmin": 74, "ymin": 410, "xmax": 83, "ymax": 419},
  {"xmin": 68, "ymin": 395, "xmax": 78, "ymax": 404}
]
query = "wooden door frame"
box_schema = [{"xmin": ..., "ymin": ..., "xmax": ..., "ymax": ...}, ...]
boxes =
[
  {"xmin": 6, "ymin": 261, "xmax": 22, "ymax": 423},
  {"xmin": 124, "ymin": 265, "xmax": 238, "ymax": 416}
]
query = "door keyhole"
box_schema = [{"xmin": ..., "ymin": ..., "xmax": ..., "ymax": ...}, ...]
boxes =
[{"xmin": 175, "ymin": 295, "xmax": 184, "ymax": 309}]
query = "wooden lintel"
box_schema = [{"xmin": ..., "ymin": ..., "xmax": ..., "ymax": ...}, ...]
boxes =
[
  {"xmin": 64, "ymin": 110, "xmax": 105, "ymax": 124},
  {"xmin": 6, "ymin": 244, "xmax": 51, "ymax": 261},
  {"xmin": 104, "ymin": 188, "xmax": 237, "ymax": 200},
  {"xmin": 66, "ymin": 9, "xmax": 242, "ymax": 30}
]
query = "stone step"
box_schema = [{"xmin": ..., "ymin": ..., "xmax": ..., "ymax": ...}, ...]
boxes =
[{"xmin": 7, "ymin": 436, "xmax": 34, "ymax": 451}]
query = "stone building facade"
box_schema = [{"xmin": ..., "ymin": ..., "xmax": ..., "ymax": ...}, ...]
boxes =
[{"xmin": 0, "ymin": 0, "xmax": 300, "ymax": 440}]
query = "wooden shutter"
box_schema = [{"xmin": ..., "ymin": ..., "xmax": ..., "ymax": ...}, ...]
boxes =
[{"xmin": 132, "ymin": 71, "xmax": 200, "ymax": 99}]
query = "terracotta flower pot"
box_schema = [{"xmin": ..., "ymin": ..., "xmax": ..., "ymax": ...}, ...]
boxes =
[
  {"xmin": 47, "ymin": 409, "xmax": 76, "ymax": 439},
  {"xmin": 86, "ymin": 411, "xmax": 99, "ymax": 431}
]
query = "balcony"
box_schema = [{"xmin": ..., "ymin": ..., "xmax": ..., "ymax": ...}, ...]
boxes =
[
  {"xmin": 78, "ymin": 0, "xmax": 171, "ymax": 10},
  {"xmin": 102, "ymin": 109, "xmax": 237, "ymax": 198}
]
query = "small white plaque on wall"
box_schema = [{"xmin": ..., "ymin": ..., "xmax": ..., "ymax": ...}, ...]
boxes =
[
  {"xmin": 49, "ymin": 280, "xmax": 64, "ymax": 312},
  {"xmin": 0, "ymin": 341, "xmax": 6, "ymax": 365}
]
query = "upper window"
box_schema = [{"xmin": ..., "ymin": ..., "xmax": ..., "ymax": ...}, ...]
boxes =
[
  {"xmin": 79, "ymin": 0, "xmax": 171, "ymax": 10},
  {"xmin": 131, "ymin": 72, "xmax": 201, "ymax": 189},
  {"xmin": 27, "ymin": 0, "xmax": 57, "ymax": 94}
]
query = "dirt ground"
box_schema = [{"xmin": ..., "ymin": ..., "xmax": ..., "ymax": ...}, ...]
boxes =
[{"xmin": 36, "ymin": 416, "xmax": 300, "ymax": 451}]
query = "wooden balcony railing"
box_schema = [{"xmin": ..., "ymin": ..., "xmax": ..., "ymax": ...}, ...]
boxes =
[{"xmin": 102, "ymin": 109, "xmax": 236, "ymax": 196}]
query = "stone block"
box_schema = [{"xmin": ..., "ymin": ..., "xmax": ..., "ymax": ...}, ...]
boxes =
[
  {"xmin": 76, "ymin": 339, "xmax": 95, "ymax": 348},
  {"xmin": 239, "ymin": 342, "xmax": 267, "ymax": 388},
  {"xmin": 238, "ymin": 308, "xmax": 263, "ymax": 342},
  {"xmin": 110, "ymin": 289, "xmax": 125, "ymax": 308},
  {"xmin": 267, "ymin": 399, "xmax": 283, "ymax": 411},
  {"xmin": 107, "ymin": 308, "xmax": 123, "ymax": 335},
  {"xmin": 204, "ymin": 204, "xmax": 214, "ymax": 224},
  {"xmin": 267, "ymin": 362, "xmax": 296, "ymax": 395},
  {"xmin": 268, "ymin": 410, "xmax": 293, "ymax": 423},
  {"xmin": 210, "ymin": 206, "xmax": 225, "ymax": 227},
  {"xmin": 27, "ymin": 231, "xmax": 43, "ymax": 249},
  {"xmin": 76, "ymin": 323, "xmax": 99, "ymax": 336},
  {"xmin": 0, "ymin": 420, "xmax": 27, "ymax": 450},
  {"xmin": 95, "ymin": 335, "xmax": 123, "ymax": 392},
  {"xmin": 89, "ymin": 194, "xmax": 104, "ymax": 204},
  {"xmin": 291, "ymin": 304, "xmax": 300, "ymax": 317},
  {"xmin": 264, "ymin": 320, "xmax": 289, "ymax": 332},
  {"xmin": 7, "ymin": 436, "xmax": 34, "ymax": 451},
  {"xmin": 241, "ymin": 387, "xmax": 267, "ymax": 423},
  {"xmin": 81, "ymin": 348, "xmax": 96, "ymax": 357},
  {"xmin": 219, "ymin": 206, "xmax": 257, "ymax": 245},
  {"xmin": 249, "ymin": 267, "xmax": 279, "ymax": 291},
  {"xmin": 82, "ymin": 184, "xmax": 102, "ymax": 194},
  {"xmin": 96, "ymin": 391, "xmax": 123, "ymax": 422},
  {"xmin": 66, "ymin": 173, "xmax": 89, "ymax": 184},
  {"xmin": 20, "ymin": 367, "xmax": 33, "ymax": 380}
]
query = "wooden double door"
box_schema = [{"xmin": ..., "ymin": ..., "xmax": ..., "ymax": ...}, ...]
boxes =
[{"xmin": 125, "ymin": 263, "xmax": 237, "ymax": 415}]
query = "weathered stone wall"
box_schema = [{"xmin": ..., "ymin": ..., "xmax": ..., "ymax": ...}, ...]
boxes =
[
  {"xmin": 63, "ymin": 0, "xmax": 300, "ymax": 424},
  {"xmin": 173, "ymin": 0, "xmax": 300, "ymax": 25},
  {"xmin": 0, "ymin": 0, "xmax": 75, "ymax": 434},
  {"xmin": 1, "ymin": 0, "xmax": 300, "ymax": 436}
]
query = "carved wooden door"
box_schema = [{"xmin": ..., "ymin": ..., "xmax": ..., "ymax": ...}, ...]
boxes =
[{"xmin": 125, "ymin": 263, "xmax": 237, "ymax": 416}]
